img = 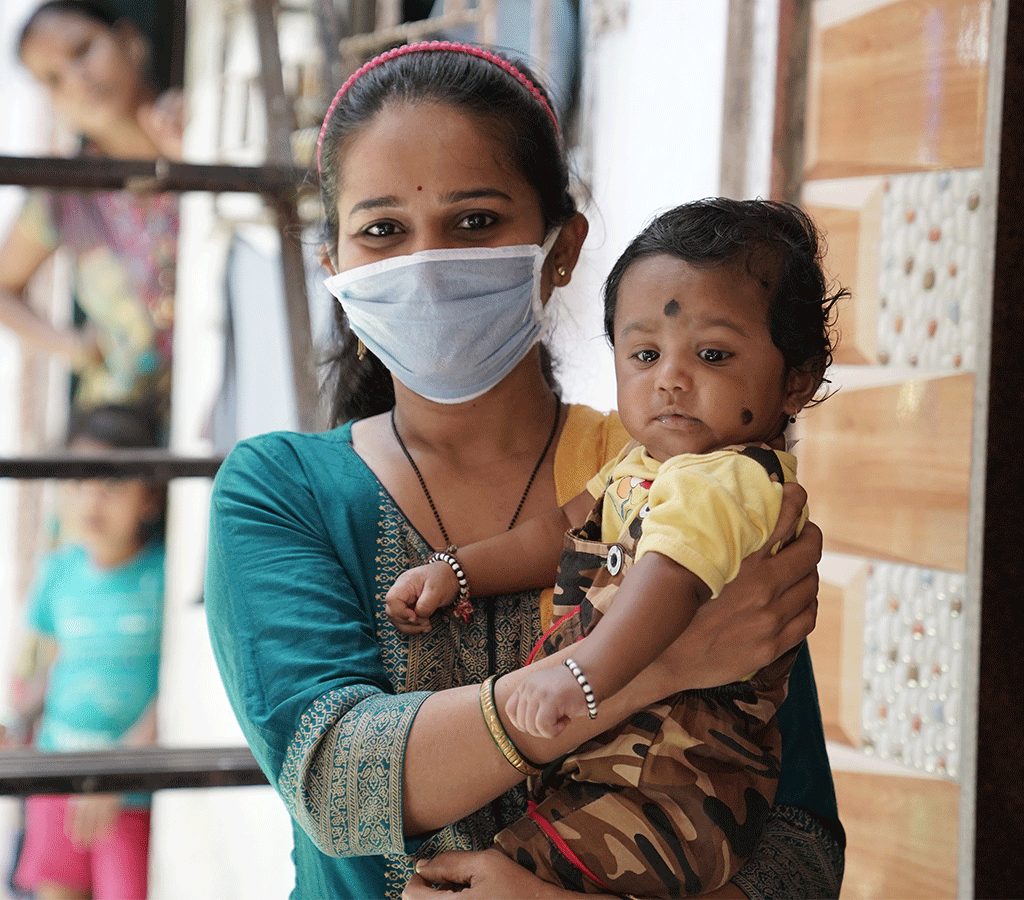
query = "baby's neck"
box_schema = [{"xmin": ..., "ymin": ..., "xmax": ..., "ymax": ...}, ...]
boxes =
[{"xmin": 643, "ymin": 431, "xmax": 788, "ymax": 465}]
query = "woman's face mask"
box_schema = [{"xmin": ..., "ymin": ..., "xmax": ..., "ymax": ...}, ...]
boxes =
[{"xmin": 323, "ymin": 230, "xmax": 560, "ymax": 404}]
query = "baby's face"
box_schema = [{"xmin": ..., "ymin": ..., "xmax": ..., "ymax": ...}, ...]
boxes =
[{"xmin": 611, "ymin": 254, "xmax": 804, "ymax": 462}]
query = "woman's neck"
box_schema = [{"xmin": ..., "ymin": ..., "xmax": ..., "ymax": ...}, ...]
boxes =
[
  {"xmin": 390, "ymin": 349, "xmax": 560, "ymax": 467},
  {"xmin": 87, "ymin": 89, "xmax": 162, "ymax": 159}
]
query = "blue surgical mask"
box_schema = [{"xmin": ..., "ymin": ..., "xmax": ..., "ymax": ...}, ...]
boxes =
[{"xmin": 323, "ymin": 230, "xmax": 560, "ymax": 404}]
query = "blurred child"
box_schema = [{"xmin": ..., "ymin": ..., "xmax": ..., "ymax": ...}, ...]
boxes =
[{"xmin": 11, "ymin": 404, "xmax": 165, "ymax": 900}]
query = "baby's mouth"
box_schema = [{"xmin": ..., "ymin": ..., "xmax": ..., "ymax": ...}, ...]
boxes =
[{"xmin": 655, "ymin": 411, "xmax": 702, "ymax": 427}]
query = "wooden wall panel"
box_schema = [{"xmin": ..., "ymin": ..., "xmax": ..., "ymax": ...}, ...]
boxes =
[
  {"xmin": 796, "ymin": 373, "xmax": 972, "ymax": 570},
  {"xmin": 807, "ymin": 182, "xmax": 883, "ymax": 364},
  {"xmin": 805, "ymin": 0, "xmax": 990, "ymax": 178},
  {"xmin": 834, "ymin": 770, "xmax": 958, "ymax": 898},
  {"xmin": 809, "ymin": 556, "xmax": 867, "ymax": 745}
]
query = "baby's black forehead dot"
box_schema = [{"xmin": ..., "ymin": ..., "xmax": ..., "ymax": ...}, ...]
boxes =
[
  {"xmin": 741, "ymin": 408, "xmax": 754, "ymax": 425},
  {"xmin": 663, "ymin": 299, "xmax": 680, "ymax": 317}
]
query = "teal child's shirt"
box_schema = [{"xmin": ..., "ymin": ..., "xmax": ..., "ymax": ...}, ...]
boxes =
[
  {"xmin": 205, "ymin": 422, "xmax": 841, "ymax": 900},
  {"xmin": 28, "ymin": 541, "xmax": 164, "ymax": 752}
]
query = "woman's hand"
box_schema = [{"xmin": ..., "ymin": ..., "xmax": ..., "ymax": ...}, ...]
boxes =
[
  {"xmin": 138, "ymin": 88, "xmax": 185, "ymax": 160},
  {"xmin": 404, "ymin": 849, "xmax": 590, "ymax": 899},
  {"xmin": 654, "ymin": 481, "xmax": 821, "ymax": 691}
]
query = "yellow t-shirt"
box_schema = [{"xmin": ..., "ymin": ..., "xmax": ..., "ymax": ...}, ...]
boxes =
[{"xmin": 586, "ymin": 444, "xmax": 802, "ymax": 599}]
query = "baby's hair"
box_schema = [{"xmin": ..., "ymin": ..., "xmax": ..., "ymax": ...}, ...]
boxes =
[
  {"xmin": 317, "ymin": 42, "xmax": 575, "ymax": 425},
  {"xmin": 603, "ymin": 198, "xmax": 845, "ymax": 397},
  {"xmin": 17, "ymin": 0, "xmax": 118, "ymax": 57}
]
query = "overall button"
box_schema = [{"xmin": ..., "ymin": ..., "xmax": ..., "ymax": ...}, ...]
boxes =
[{"xmin": 606, "ymin": 545, "xmax": 623, "ymax": 576}]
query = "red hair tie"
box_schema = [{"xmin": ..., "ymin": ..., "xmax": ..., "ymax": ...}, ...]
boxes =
[{"xmin": 316, "ymin": 40, "xmax": 560, "ymax": 175}]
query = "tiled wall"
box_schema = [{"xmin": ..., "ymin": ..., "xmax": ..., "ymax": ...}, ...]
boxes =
[{"xmin": 795, "ymin": 1, "xmax": 993, "ymax": 895}]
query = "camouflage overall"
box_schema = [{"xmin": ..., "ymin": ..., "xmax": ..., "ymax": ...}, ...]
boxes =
[{"xmin": 494, "ymin": 447, "xmax": 799, "ymax": 898}]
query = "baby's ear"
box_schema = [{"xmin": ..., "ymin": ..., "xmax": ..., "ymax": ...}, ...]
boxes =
[{"xmin": 783, "ymin": 367, "xmax": 821, "ymax": 415}]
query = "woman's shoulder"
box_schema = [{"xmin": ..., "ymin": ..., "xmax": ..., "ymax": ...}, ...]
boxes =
[{"xmin": 214, "ymin": 422, "xmax": 373, "ymax": 501}]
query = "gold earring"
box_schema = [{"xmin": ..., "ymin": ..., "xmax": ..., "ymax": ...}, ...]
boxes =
[
  {"xmin": 357, "ymin": 339, "xmax": 367, "ymax": 361},
  {"xmin": 556, "ymin": 265, "xmax": 568, "ymax": 281}
]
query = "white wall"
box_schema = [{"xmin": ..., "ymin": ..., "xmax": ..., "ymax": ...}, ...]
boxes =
[{"xmin": 553, "ymin": 0, "xmax": 731, "ymax": 411}]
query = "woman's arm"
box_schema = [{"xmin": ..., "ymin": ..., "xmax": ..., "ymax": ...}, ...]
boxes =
[{"xmin": 0, "ymin": 221, "xmax": 83, "ymax": 362}]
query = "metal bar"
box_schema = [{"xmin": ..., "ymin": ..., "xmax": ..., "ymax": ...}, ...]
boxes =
[
  {"xmin": 252, "ymin": 0, "xmax": 321, "ymax": 432},
  {"xmin": 338, "ymin": 9, "xmax": 480, "ymax": 56},
  {"xmin": 0, "ymin": 156, "xmax": 307, "ymax": 196},
  {"xmin": 768, "ymin": 0, "xmax": 811, "ymax": 203},
  {"xmin": 0, "ymin": 452, "xmax": 223, "ymax": 480},
  {"xmin": 315, "ymin": 0, "xmax": 346, "ymax": 99},
  {"xmin": 273, "ymin": 196, "xmax": 321, "ymax": 432},
  {"xmin": 252, "ymin": 0, "xmax": 296, "ymax": 166},
  {"xmin": 0, "ymin": 747, "xmax": 267, "ymax": 795}
]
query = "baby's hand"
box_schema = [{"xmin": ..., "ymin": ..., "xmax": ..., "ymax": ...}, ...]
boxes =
[
  {"xmin": 505, "ymin": 665, "xmax": 588, "ymax": 739},
  {"xmin": 385, "ymin": 562, "xmax": 459, "ymax": 635}
]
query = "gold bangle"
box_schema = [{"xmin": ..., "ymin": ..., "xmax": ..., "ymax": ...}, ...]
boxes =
[{"xmin": 479, "ymin": 675, "xmax": 541, "ymax": 776}]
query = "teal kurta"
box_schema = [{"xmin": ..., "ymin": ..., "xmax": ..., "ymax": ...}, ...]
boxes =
[{"xmin": 205, "ymin": 420, "xmax": 843, "ymax": 900}]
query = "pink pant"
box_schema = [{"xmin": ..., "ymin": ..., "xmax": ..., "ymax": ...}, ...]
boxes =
[{"xmin": 14, "ymin": 795, "xmax": 150, "ymax": 899}]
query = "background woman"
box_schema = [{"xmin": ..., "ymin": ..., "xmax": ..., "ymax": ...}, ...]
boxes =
[
  {"xmin": 206, "ymin": 42, "xmax": 843, "ymax": 899},
  {"xmin": 0, "ymin": 0, "xmax": 182, "ymax": 428}
]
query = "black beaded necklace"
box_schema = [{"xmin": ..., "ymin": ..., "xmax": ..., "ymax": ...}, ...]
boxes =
[{"xmin": 390, "ymin": 400, "xmax": 561, "ymax": 548}]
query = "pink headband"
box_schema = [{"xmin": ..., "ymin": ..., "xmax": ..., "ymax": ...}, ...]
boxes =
[{"xmin": 316, "ymin": 40, "xmax": 560, "ymax": 175}]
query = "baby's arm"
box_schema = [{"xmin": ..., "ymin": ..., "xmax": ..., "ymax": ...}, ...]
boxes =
[
  {"xmin": 506, "ymin": 552, "xmax": 709, "ymax": 737},
  {"xmin": 386, "ymin": 490, "xmax": 595, "ymax": 633}
]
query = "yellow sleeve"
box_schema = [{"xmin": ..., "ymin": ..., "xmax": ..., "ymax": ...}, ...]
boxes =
[{"xmin": 635, "ymin": 452, "xmax": 786, "ymax": 598}]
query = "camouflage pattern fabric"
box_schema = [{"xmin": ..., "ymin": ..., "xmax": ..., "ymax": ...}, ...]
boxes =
[{"xmin": 494, "ymin": 451, "xmax": 799, "ymax": 897}]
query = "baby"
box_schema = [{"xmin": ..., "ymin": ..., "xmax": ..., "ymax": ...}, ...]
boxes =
[{"xmin": 388, "ymin": 198, "xmax": 843, "ymax": 896}]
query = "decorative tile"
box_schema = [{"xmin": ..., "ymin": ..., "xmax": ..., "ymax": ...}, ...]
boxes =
[
  {"xmin": 877, "ymin": 169, "xmax": 984, "ymax": 371},
  {"xmin": 803, "ymin": 178, "xmax": 885, "ymax": 365},
  {"xmin": 860, "ymin": 560, "xmax": 965, "ymax": 778},
  {"xmin": 811, "ymin": 554, "xmax": 868, "ymax": 746}
]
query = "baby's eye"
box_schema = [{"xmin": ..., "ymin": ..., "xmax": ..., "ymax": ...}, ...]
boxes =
[
  {"xmin": 633, "ymin": 349, "xmax": 660, "ymax": 364},
  {"xmin": 698, "ymin": 348, "xmax": 731, "ymax": 363},
  {"xmin": 457, "ymin": 212, "xmax": 496, "ymax": 230},
  {"xmin": 361, "ymin": 221, "xmax": 401, "ymax": 238},
  {"xmin": 73, "ymin": 39, "xmax": 91, "ymax": 59}
]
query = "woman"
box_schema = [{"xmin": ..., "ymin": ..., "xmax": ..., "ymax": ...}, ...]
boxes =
[
  {"xmin": 0, "ymin": 0, "xmax": 182, "ymax": 424},
  {"xmin": 205, "ymin": 42, "xmax": 843, "ymax": 899}
]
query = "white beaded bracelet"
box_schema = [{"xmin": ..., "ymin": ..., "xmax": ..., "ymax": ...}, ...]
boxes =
[
  {"xmin": 427, "ymin": 550, "xmax": 473, "ymax": 623},
  {"xmin": 564, "ymin": 657, "xmax": 598, "ymax": 719}
]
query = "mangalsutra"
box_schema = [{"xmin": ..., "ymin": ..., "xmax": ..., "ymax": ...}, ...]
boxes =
[{"xmin": 390, "ymin": 400, "xmax": 561, "ymax": 549}]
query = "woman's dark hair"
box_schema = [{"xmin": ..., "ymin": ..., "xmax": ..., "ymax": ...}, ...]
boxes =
[
  {"xmin": 603, "ymin": 198, "xmax": 845, "ymax": 398},
  {"xmin": 318, "ymin": 46, "xmax": 576, "ymax": 425},
  {"xmin": 17, "ymin": 1, "xmax": 119, "ymax": 56}
]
